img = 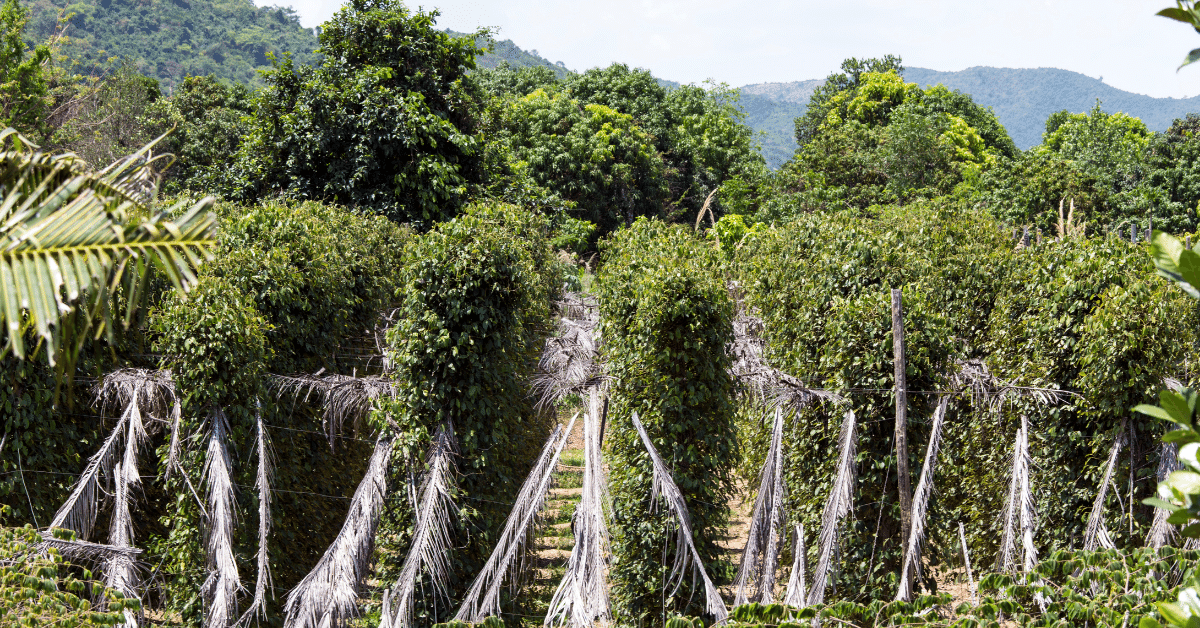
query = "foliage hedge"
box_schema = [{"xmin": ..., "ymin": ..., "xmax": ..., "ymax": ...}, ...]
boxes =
[
  {"xmin": 597, "ymin": 218, "xmax": 737, "ymax": 625},
  {"xmin": 733, "ymin": 201, "xmax": 1200, "ymax": 603},
  {"xmin": 373, "ymin": 202, "xmax": 559, "ymax": 625}
]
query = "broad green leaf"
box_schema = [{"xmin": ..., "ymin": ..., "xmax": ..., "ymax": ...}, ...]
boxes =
[
  {"xmin": 1168, "ymin": 470, "xmax": 1200, "ymax": 494},
  {"xmin": 1183, "ymin": 48, "xmax": 1200, "ymax": 70},
  {"xmin": 1145, "ymin": 496, "xmax": 1183, "ymax": 511},
  {"xmin": 1162, "ymin": 391, "xmax": 1195, "ymax": 426},
  {"xmin": 1159, "ymin": 7, "xmax": 1197, "ymax": 23},
  {"xmin": 1137, "ymin": 403, "xmax": 1180, "ymax": 424}
]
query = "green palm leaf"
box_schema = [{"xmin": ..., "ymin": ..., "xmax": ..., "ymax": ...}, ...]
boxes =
[{"xmin": 0, "ymin": 128, "xmax": 217, "ymax": 364}]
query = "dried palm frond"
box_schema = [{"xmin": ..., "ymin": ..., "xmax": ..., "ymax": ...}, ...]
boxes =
[
  {"xmin": 94, "ymin": 368, "xmax": 176, "ymax": 418},
  {"xmin": 895, "ymin": 396, "xmax": 950, "ymax": 602},
  {"xmin": 730, "ymin": 309, "xmax": 840, "ymax": 414},
  {"xmin": 958, "ymin": 523, "xmax": 976, "ymax": 604},
  {"xmin": 1149, "ymin": 442, "xmax": 1181, "ymax": 549},
  {"xmin": 532, "ymin": 294, "xmax": 603, "ymax": 409},
  {"xmin": 783, "ymin": 524, "xmax": 807, "ymax": 608},
  {"xmin": 807, "ymin": 409, "xmax": 857, "ymax": 607},
  {"xmin": 238, "ymin": 404, "xmax": 275, "ymax": 628},
  {"xmin": 283, "ymin": 434, "xmax": 394, "ymax": 628},
  {"xmin": 51, "ymin": 400, "xmax": 133, "ymax": 539},
  {"xmin": 950, "ymin": 359, "xmax": 1069, "ymax": 411},
  {"xmin": 202, "ymin": 408, "xmax": 242, "ymax": 628},
  {"xmin": 104, "ymin": 390, "xmax": 148, "ymax": 628},
  {"xmin": 455, "ymin": 419, "xmax": 575, "ymax": 623},
  {"xmin": 630, "ymin": 413, "xmax": 729, "ymax": 623},
  {"xmin": 165, "ymin": 397, "xmax": 183, "ymax": 482},
  {"xmin": 997, "ymin": 415, "xmax": 1038, "ymax": 574},
  {"xmin": 1084, "ymin": 419, "xmax": 1127, "ymax": 552},
  {"xmin": 389, "ymin": 424, "xmax": 460, "ymax": 628},
  {"xmin": 271, "ymin": 373, "xmax": 395, "ymax": 449},
  {"xmin": 734, "ymin": 407, "xmax": 787, "ymax": 605},
  {"xmin": 545, "ymin": 392, "xmax": 611, "ymax": 628},
  {"xmin": 37, "ymin": 532, "xmax": 142, "ymax": 564}
]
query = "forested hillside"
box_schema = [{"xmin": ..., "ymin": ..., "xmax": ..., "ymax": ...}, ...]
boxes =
[
  {"xmin": 21, "ymin": 0, "xmax": 320, "ymax": 89},
  {"xmin": 8, "ymin": 1, "xmax": 1200, "ymax": 627}
]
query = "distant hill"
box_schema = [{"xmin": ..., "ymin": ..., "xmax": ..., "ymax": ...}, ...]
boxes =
[
  {"xmin": 23, "ymin": 0, "xmax": 321, "ymax": 90},
  {"xmin": 739, "ymin": 67, "xmax": 1200, "ymax": 168},
  {"xmin": 902, "ymin": 66, "xmax": 1200, "ymax": 149},
  {"xmin": 448, "ymin": 29, "xmax": 571, "ymax": 80}
]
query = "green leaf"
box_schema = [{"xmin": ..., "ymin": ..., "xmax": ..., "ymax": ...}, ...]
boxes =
[
  {"xmin": 1169, "ymin": 470, "xmax": 1200, "ymax": 494},
  {"xmin": 1137, "ymin": 403, "xmax": 1180, "ymax": 424},
  {"xmin": 1159, "ymin": 7, "xmax": 1197, "ymax": 23},
  {"xmin": 1182, "ymin": 48, "xmax": 1200, "ymax": 70},
  {"xmin": 1163, "ymin": 391, "xmax": 1196, "ymax": 426},
  {"xmin": 1184, "ymin": 523, "xmax": 1200, "ymax": 538},
  {"xmin": 1165, "ymin": 429, "xmax": 1200, "ymax": 444},
  {"xmin": 1145, "ymin": 497, "xmax": 1183, "ymax": 512},
  {"xmin": 1140, "ymin": 617, "xmax": 1163, "ymax": 628}
]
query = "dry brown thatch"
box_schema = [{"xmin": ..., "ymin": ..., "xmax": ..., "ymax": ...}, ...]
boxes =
[
  {"xmin": 807, "ymin": 409, "xmax": 857, "ymax": 607},
  {"xmin": 271, "ymin": 372, "xmax": 396, "ymax": 449},
  {"xmin": 895, "ymin": 396, "xmax": 950, "ymax": 602},
  {"xmin": 531, "ymin": 293, "xmax": 605, "ymax": 410}
]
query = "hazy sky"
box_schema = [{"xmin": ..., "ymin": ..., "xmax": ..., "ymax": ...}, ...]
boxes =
[{"xmin": 269, "ymin": 0, "xmax": 1200, "ymax": 99}]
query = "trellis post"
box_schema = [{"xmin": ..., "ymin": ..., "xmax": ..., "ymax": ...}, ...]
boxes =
[{"xmin": 892, "ymin": 288, "xmax": 912, "ymax": 561}]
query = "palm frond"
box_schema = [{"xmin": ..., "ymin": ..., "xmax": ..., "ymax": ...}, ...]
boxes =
[
  {"xmin": 105, "ymin": 412, "xmax": 145, "ymax": 628},
  {"xmin": 782, "ymin": 524, "xmax": 807, "ymax": 608},
  {"xmin": 389, "ymin": 424, "xmax": 460, "ymax": 628},
  {"xmin": 0, "ymin": 128, "xmax": 217, "ymax": 363},
  {"xmin": 238, "ymin": 403, "xmax": 275, "ymax": 628},
  {"xmin": 630, "ymin": 413, "xmax": 729, "ymax": 623},
  {"xmin": 271, "ymin": 373, "xmax": 395, "ymax": 449},
  {"xmin": 455, "ymin": 419, "xmax": 574, "ymax": 623},
  {"xmin": 1149, "ymin": 442, "xmax": 1180, "ymax": 549},
  {"xmin": 807, "ymin": 409, "xmax": 857, "ymax": 607},
  {"xmin": 202, "ymin": 408, "xmax": 242, "ymax": 628},
  {"xmin": 50, "ymin": 400, "xmax": 132, "ymax": 539},
  {"xmin": 950, "ymin": 359, "xmax": 1070, "ymax": 411},
  {"xmin": 997, "ymin": 415, "xmax": 1038, "ymax": 573},
  {"xmin": 1084, "ymin": 419, "xmax": 1127, "ymax": 552},
  {"xmin": 545, "ymin": 390, "xmax": 611, "ymax": 628},
  {"xmin": 283, "ymin": 434, "xmax": 393, "ymax": 628},
  {"xmin": 94, "ymin": 368, "xmax": 176, "ymax": 417},
  {"xmin": 37, "ymin": 532, "xmax": 142, "ymax": 564},
  {"xmin": 895, "ymin": 396, "xmax": 950, "ymax": 602},
  {"xmin": 734, "ymin": 407, "xmax": 787, "ymax": 605},
  {"xmin": 730, "ymin": 306, "xmax": 840, "ymax": 413},
  {"xmin": 531, "ymin": 293, "xmax": 604, "ymax": 409}
]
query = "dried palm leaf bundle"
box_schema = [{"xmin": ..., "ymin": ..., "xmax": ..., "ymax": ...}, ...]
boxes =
[
  {"xmin": 51, "ymin": 389, "xmax": 141, "ymax": 539},
  {"xmin": 238, "ymin": 404, "xmax": 275, "ymax": 627},
  {"xmin": 545, "ymin": 393, "xmax": 611, "ymax": 628},
  {"xmin": 895, "ymin": 396, "xmax": 950, "ymax": 602},
  {"xmin": 950, "ymin": 359, "xmax": 1069, "ymax": 411},
  {"xmin": 104, "ymin": 390, "xmax": 148, "ymax": 628},
  {"xmin": 734, "ymin": 407, "xmax": 787, "ymax": 605},
  {"xmin": 729, "ymin": 307, "xmax": 840, "ymax": 414},
  {"xmin": 1083, "ymin": 419, "xmax": 1127, "ymax": 552},
  {"xmin": 807, "ymin": 409, "xmax": 857, "ymax": 607},
  {"xmin": 271, "ymin": 372, "xmax": 396, "ymax": 449},
  {"xmin": 37, "ymin": 532, "xmax": 143, "ymax": 564},
  {"xmin": 283, "ymin": 433, "xmax": 394, "ymax": 628},
  {"xmin": 782, "ymin": 524, "xmax": 807, "ymax": 608},
  {"xmin": 629, "ymin": 413, "xmax": 729, "ymax": 623},
  {"xmin": 202, "ymin": 408, "xmax": 242, "ymax": 628},
  {"xmin": 388, "ymin": 424, "xmax": 460, "ymax": 628},
  {"xmin": 997, "ymin": 415, "xmax": 1038, "ymax": 574},
  {"xmin": 532, "ymin": 293, "xmax": 603, "ymax": 409},
  {"xmin": 94, "ymin": 368, "xmax": 177, "ymax": 418},
  {"xmin": 455, "ymin": 419, "xmax": 574, "ymax": 623},
  {"xmin": 1149, "ymin": 442, "xmax": 1181, "ymax": 549}
]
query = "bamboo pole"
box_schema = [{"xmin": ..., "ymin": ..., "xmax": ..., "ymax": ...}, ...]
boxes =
[{"xmin": 892, "ymin": 288, "xmax": 912, "ymax": 561}]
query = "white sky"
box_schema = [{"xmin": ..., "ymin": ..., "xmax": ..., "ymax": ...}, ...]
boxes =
[{"xmin": 266, "ymin": 0, "xmax": 1200, "ymax": 99}]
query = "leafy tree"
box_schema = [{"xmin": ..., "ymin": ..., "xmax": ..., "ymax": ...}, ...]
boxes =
[
  {"xmin": 0, "ymin": 0, "xmax": 48, "ymax": 135},
  {"xmin": 794, "ymin": 55, "xmax": 904, "ymax": 148},
  {"xmin": 475, "ymin": 62, "xmax": 561, "ymax": 100},
  {"xmin": 225, "ymin": 0, "xmax": 487, "ymax": 228},
  {"xmin": 501, "ymin": 87, "xmax": 667, "ymax": 236},
  {"xmin": 147, "ymin": 75, "xmax": 254, "ymax": 193}
]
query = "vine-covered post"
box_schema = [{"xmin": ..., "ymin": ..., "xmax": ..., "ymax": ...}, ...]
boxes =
[
  {"xmin": 891, "ymin": 288, "xmax": 912, "ymax": 561},
  {"xmin": 599, "ymin": 218, "xmax": 736, "ymax": 625}
]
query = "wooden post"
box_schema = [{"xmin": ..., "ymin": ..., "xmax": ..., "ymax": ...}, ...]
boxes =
[
  {"xmin": 1036, "ymin": 228, "xmax": 1042, "ymax": 246},
  {"xmin": 1022, "ymin": 226, "xmax": 1029, "ymax": 248},
  {"xmin": 1188, "ymin": 234, "xmax": 1192, "ymax": 250},
  {"xmin": 892, "ymin": 288, "xmax": 912, "ymax": 563},
  {"xmin": 1131, "ymin": 223, "xmax": 1137, "ymax": 243}
]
